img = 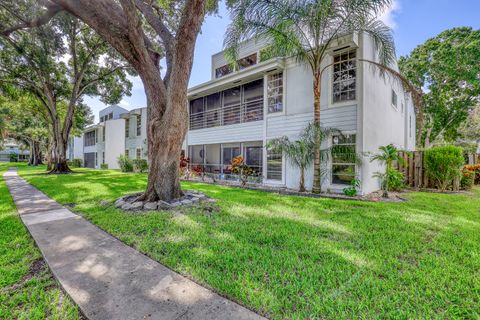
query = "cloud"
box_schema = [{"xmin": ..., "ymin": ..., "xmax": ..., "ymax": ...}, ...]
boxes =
[
  {"xmin": 379, "ymin": 0, "xmax": 400, "ymax": 29},
  {"xmin": 119, "ymin": 99, "xmax": 130, "ymax": 107}
]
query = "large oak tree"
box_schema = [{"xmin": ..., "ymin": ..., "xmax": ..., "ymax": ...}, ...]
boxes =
[
  {"xmin": 0, "ymin": 1, "xmax": 132, "ymax": 172},
  {"xmin": 2, "ymin": 0, "xmax": 216, "ymax": 201}
]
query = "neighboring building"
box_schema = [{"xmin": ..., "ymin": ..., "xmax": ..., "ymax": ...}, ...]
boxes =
[
  {"xmin": 184, "ymin": 33, "xmax": 416, "ymax": 194},
  {"xmin": 68, "ymin": 105, "xmax": 148, "ymax": 169},
  {"xmin": 70, "ymin": 33, "xmax": 416, "ymax": 195},
  {"xmin": 0, "ymin": 139, "xmax": 29, "ymax": 162}
]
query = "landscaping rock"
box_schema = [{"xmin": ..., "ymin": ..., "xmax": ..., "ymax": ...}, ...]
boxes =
[
  {"xmin": 190, "ymin": 197, "xmax": 200, "ymax": 203},
  {"xmin": 192, "ymin": 193, "xmax": 205, "ymax": 199},
  {"xmin": 131, "ymin": 202, "xmax": 144, "ymax": 211},
  {"xmin": 170, "ymin": 202, "xmax": 181, "ymax": 207},
  {"xmin": 158, "ymin": 200, "xmax": 172, "ymax": 210},
  {"xmin": 121, "ymin": 203, "xmax": 133, "ymax": 210},
  {"xmin": 115, "ymin": 199, "xmax": 125, "ymax": 208},
  {"xmin": 181, "ymin": 199, "xmax": 192, "ymax": 205},
  {"xmin": 143, "ymin": 202, "xmax": 158, "ymax": 210}
]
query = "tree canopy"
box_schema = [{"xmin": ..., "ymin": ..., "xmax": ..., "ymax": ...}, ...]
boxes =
[{"xmin": 399, "ymin": 27, "xmax": 480, "ymax": 147}]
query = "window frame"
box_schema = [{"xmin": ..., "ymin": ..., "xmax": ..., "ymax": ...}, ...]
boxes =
[
  {"xmin": 331, "ymin": 49, "xmax": 357, "ymax": 105},
  {"xmin": 265, "ymin": 141, "xmax": 283, "ymax": 182},
  {"xmin": 125, "ymin": 118, "xmax": 130, "ymax": 138},
  {"xmin": 330, "ymin": 133, "xmax": 357, "ymax": 186},
  {"xmin": 267, "ymin": 72, "xmax": 284, "ymax": 114},
  {"xmin": 136, "ymin": 115, "xmax": 141, "ymax": 136}
]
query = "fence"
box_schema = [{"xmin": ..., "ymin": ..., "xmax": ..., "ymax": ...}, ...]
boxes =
[{"xmin": 395, "ymin": 151, "xmax": 480, "ymax": 188}]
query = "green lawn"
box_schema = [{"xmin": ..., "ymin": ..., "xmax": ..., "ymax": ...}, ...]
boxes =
[
  {"xmin": 0, "ymin": 163, "xmax": 80, "ymax": 319},
  {"xmin": 15, "ymin": 165, "xmax": 480, "ymax": 319}
]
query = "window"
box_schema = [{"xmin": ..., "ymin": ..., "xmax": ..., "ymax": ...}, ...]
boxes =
[
  {"xmin": 331, "ymin": 134, "xmax": 356, "ymax": 185},
  {"xmin": 223, "ymin": 146, "xmax": 241, "ymax": 165},
  {"xmin": 136, "ymin": 115, "xmax": 141, "ymax": 136},
  {"xmin": 267, "ymin": 73, "xmax": 283, "ymax": 113},
  {"xmin": 215, "ymin": 53, "xmax": 258, "ymax": 79},
  {"xmin": 244, "ymin": 146, "xmax": 263, "ymax": 175},
  {"xmin": 125, "ymin": 149, "xmax": 129, "ymax": 158},
  {"xmin": 95, "ymin": 129, "xmax": 98, "ymax": 143},
  {"xmin": 100, "ymin": 116, "xmax": 104, "ymax": 122},
  {"xmin": 267, "ymin": 144, "xmax": 282, "ymax": 181},
  {"xmin": 215, "ymin": 64, "xmax": 232, "ymax": 78},
  {"xmin": 136, "ymin": 148, "xmax": 141, "ymax": 159},
  {"xmin": 237, "ymin": 53, "xmax": 257, "ymax": 70},
  {"xmin": 102, "ymin": 152, "xmax": 105, "ymax": 164},
  {"xmin": 108, "ymin": 112, "xmax": 113, "ymax": 120},
  {"xmin": 95, "ymin": 152, "xmax": 98, "ymax": 167},
  {"xmin": 102, "ymin": 126, "xmax": 106, "ymax": 142},
  {"xmin": 332, "ymin": 50, "xmax": 356, "ymax": 103},
  {"xmin": 205, "ymin": 93, "xmax": 221, "ymax": 127},
  {"xmin": 392, "ymin": 89, "xmax": 398, "ymax": 108},
  {"xmin": 125, "ymin": 118, "xmax": 130, "ymax": 138},
  {"xmin": 84, "ymin": 131, "xmax": 96, "ymax": 146}
]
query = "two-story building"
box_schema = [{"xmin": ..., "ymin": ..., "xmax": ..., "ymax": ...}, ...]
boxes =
[
  {"xmin": 68, "ymin": 105, "xmax": 148, "ymax": 169},
  {"xmin": 184, "ymin": 33, "xmax": 416, "ymax": 194}
]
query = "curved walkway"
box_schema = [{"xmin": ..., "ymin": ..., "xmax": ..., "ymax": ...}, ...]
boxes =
[{"xmin": 3, "ymin": 168, "xmax": 265, "ymax": 320}]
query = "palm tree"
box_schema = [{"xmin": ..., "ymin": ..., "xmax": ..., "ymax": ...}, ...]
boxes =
[
  {"xmin": 370, "ymin": 144, "xmax": 404, "ymax": 197},
  {"xmin": 267, "ymin": 122, "xmax": 342, "ymax": 192},
  {"xmin": 225, "ymin": 0, "xmax": 396, "ymax": 193}
]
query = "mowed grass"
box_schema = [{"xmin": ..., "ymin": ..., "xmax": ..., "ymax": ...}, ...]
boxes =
[
  {"xmin": 18, "ymin": 165, "xmax": 480, "ymax": 319},
  {"xmin": 0, "ymin": 163, "xmax": 80, "ymax": 319}
]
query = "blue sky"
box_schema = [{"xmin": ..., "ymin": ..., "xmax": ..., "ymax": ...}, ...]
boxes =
[{"xmin": 85, "ymin": 0, "xmax": 480, "ymax": 121}]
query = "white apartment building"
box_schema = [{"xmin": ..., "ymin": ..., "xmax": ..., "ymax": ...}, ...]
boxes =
[
  {"xmin": 184, "ymin": 33, "xmax": 416, "ymax": 194},
  {"xmin": 70, "ymin": 33, "xmax": 416, "ymax": 195},
  {"xmin": 0, "ymin": 139, "xmax": 29, "ymax": 162},
  {"xmin": 68, "ymin": 105, "xmax": 148, "ymax": 169}
]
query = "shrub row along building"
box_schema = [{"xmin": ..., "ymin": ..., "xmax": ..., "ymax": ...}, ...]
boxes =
[{"xmin": 68, "ymin": 33, "xmax": 416, "ymax": 194}]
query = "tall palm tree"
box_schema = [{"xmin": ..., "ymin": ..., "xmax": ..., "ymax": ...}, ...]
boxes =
[
  {"xmin": 267, "ymin": 122, "xmax": 342, "ymax": 192},
  {"xmin": 225, "ymin": 0, "xmax": 396, "ymax": 193}
]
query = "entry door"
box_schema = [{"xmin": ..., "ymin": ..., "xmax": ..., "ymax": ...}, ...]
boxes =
[{"xmin": 84, "ymin": 152, "xmax": 95, "ymax": 168}]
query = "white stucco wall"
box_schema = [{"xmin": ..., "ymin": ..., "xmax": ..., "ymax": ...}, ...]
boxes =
[{"xmin": 105, "ymin": 119, "xmax": 126, "ymax": 169}]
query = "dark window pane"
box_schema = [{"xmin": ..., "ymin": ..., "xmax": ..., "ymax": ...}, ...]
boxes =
[{"xmin": 238, "ymin": 53, "xmax": 257, "ymax": 70}]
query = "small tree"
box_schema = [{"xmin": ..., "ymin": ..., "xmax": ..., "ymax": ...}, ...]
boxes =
[
  {"xmin": 231, "ymin": 155, "xmax": 254, "ymax": 186},
  {"xmin": 370, "ymin": 144, "xmax": 404, "ymax": 197}
]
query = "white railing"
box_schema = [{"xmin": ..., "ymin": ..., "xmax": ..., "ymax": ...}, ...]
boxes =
[
  {"xmin": 189, "ymin": 98, "xmax": 264, "ymax": 130},
  {"xmin": 188, "ymin": 163, "xmax": 263, "ymax": 183}
]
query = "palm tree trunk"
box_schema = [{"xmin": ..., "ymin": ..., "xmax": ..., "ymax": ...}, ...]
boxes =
[
  {"xmin": 312, "ymin": 72, "xmax": 322, "ymax": 193},
  {"xmin": 299, "ymin": 167, "xmax": 306, "ymax": 192}
]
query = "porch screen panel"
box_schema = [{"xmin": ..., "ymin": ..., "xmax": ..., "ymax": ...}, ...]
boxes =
[
  {"xmin": 189, "ymin": 98, "xmax": 204, "ymax": 130},
  {"xmin": 223, "ymin": 87, "xmax": 241, "ymax": 125},
  {"xmin": 243, "ymin": 79, "xmax": 264, "ymax": 122},
  {"xmin": 267, "ymin": 145, "xmax": 282, "ymax": 180},
  {"xmin": 205, "ymin": 93, "xmax": 221, "ymax": 128}
]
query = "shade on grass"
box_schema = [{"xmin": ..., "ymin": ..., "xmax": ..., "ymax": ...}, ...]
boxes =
[
  {"xmin": 18, "ymin": 164, "xmax": 480, "ymax": 319},
  {"xmin": 0, "ymin": 163, "xmax": 80, "ymax": 319}
]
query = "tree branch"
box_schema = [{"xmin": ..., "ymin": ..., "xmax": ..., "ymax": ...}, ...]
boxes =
[{"xmin": 1, "ymin": 2, "xmax": 62, "ymax": 36}]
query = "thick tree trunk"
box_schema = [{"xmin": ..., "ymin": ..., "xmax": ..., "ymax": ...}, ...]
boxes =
[
  {"xmin": 28, "ymin": 140, "xmax": 43, "ymax": 166},
  {"xmin": 312, "ymin": 73, "xmax": 322, "ymax": 193},
  {"xmin": 48, "ymin": 117, "xmax": 72, "ymax": 174}
]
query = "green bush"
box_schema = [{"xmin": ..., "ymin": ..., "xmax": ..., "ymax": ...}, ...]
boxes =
[
  {"xmin": 9, "ymin": 153, "xmax": 18, "ymax": 162},
  {"xmin": 117, "ymin": 154, "xmax": 133, "ymax": 172},
  {"xmin": 133, "ymin": 159, "xmax": 148, "ymax": 173},
  {"xmin": 68, "ymin": 158, "xmax": 82, "ymax": 168},
  {"xmin": 343, "ymin": 178, "xmax": 360, "ymax": 196},
  {"xmin": 385, "ymin": 168, "xmax": 405, "ymax": 192},
  {"xmin": 461, "ymin": 169, "xmax": 475, "ymax": 191},
  {"xmin": 100, "ymin": 163, "xmax": 109, "ymax": 170},
  {"xmin": 424, "ymin": 145, "xmax": 464, "ymax": 191}
]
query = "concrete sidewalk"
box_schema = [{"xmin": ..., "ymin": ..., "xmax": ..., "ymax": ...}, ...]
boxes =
[{"xmin": 3, "ymin": 168, "xmax": 265, "ymax": 320}]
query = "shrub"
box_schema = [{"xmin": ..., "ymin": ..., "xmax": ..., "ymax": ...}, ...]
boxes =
[
  {"xmin": 179, "ymin": 156, "xmax": 190, "ymax": 178},
  {"xmin": 386, "ymin": 168, "xmax": 405, "ymax": 192},
  {"xmin": 100, "ymin": 163, "xmax": 109, "ymax": 170},
  {"xmin": 464, "ymin": 164, "xmax": 480, "ymax": 184},
  {"xmin": 424, "ymin": 145, "xmax": 464, "ymax": 191},
  {"xmin": 9, "ymin": 153, "xmax": 18, "ymax": 162},
  {"xmin": 231, "ymin": 155, "xmax": 254, "ymax": 186},
  {"xmin": 133, "ymin": 159, "xmax": 148, "ymax": 173},
  {"xmin": 117, "ymin": 154, "xmax": 133, "ymax": 172},
  {"xmin": 343, "ymin": 178, "xmax": 360, "ymax": 196},
  {"xmin": 371, "ymin": 144, "xmax": 405, "ymax": 197},
  {"xmin": 461, "ymin": 168, "xmax": 475, "ymax": 191},
  {"xmin": 68, "ymin": 158, "xmax": 82, "ymax": 168}
]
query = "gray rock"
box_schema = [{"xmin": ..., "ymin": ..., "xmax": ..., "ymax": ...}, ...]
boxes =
[
  {"xmin": 158, "ymin": 200, "xmax": 172, "ymax": 210},
  {"xmin": 181, "ymin": 199, "xmax": 192, "ymax": 205},
  {"xmin": 143, "ymin": 202, "xmax": 158, "ymax": 210},
  {"xmin": 170, "ymin": 202, "xmax": 181, "ymax": 207},
  {"xmin": 121, "ymin": 203, "xmax": 133, "ymax": 210},
  {"xmin": 192, "ymin": 193, "xmax": 206, "ymax": 199},
  {"xmin": 99, "ymin": 200, "xmax": 111, "ymax": 206},
  {"xmin": 131, "ymin": 202, "xmax": 144, "ymax": 211},
  {"xmin": 190, "ymin": 197, "xmax": 200, "ymax": 203},
  {"xmin": 115, "ymin": 200, "xmax": 125, "ymax": 208}
]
